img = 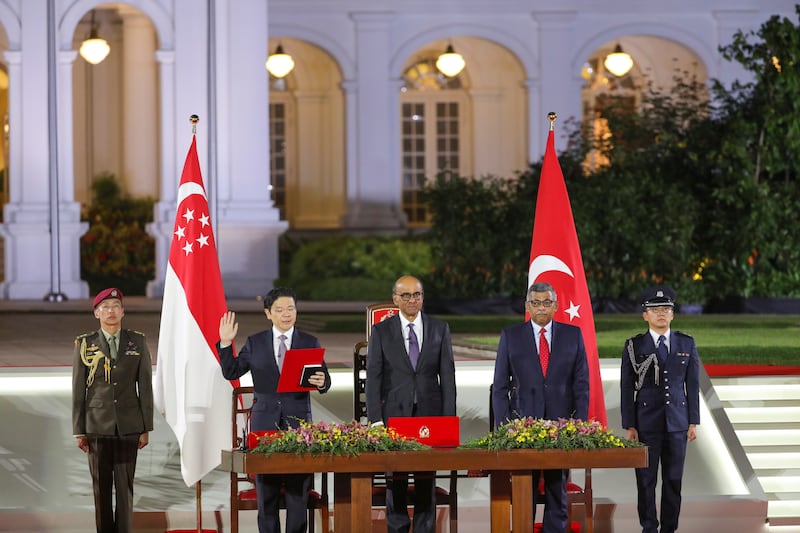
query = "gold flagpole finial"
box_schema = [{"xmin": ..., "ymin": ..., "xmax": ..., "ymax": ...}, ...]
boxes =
[
  {"xmin": 548, "ymin": 112, "xmax": 557, "ymax": 131},
  {"xmin": 190, "ymin": 114, "xmax": 200, "ymax": 135}
]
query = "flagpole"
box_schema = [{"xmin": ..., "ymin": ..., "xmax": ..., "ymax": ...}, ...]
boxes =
[
  {"xmin": 190, "ymin": 113, "xmax": 203, "ymax": 533},
  {"xmin": 196, "ymin": 481, "xmax": 203, "ymax": 533},
  {"xmin": 548, "ymin": 111, "xmax": 557, "ymax": 131}
]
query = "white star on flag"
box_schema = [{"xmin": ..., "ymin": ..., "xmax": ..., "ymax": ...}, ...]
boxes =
[{"xmin": 564, "ymin": 301, "xmax": 581, "ymax": 321}]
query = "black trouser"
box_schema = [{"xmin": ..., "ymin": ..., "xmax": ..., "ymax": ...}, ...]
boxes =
[
  {"xmin": 87, "ymin": 435, "xmax": 139, "ymax": 533},
  {"xmin": 386, "ymin": 471, "xmax": 436, "ymax": 533},
  {"xmin": 635, "ymin": 430, "xmax": 688, "ymax": 533},
  {"xmin": 255, "ymin": 472, "xmax": 312, "ymax": 533}
]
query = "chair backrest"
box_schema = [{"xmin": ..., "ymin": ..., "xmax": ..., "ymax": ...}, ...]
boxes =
[
  {"xmin": 354, "ymin": 303, "xmax": 399, "ymax": 424},
  {"xmin": 365, "ymin": 302, "xmax": 400, "ymax": 340},
  {"xmin": 232, "ymin": 386, "xmax": 255, "ymax": 449}
]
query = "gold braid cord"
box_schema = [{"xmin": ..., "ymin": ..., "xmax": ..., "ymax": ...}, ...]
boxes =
[
  {"xmin": 79, "ymin": 337, "xmax": 111, "ymax": 386},
  {"xmin": 626, "ymin": 339, "xmax": 659, "ymax": 390}
]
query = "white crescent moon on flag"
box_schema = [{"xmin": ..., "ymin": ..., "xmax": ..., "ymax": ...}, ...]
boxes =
[
  {"xmin": 176, "ymin": 182, "xmax": 207, "ymax": 206},
  {"xmin": 528, "ymin": 254, "xmax": 574, "ymax": 285}
]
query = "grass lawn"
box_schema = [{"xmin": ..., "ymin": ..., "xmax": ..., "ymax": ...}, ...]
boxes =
[{"xmin": 300, "ymin": 313, "xmax": 800, "ymax": 366}]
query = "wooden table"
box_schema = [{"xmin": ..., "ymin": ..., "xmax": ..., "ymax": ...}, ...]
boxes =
[{"xmin": 220, "ymin": 447, "xmax": 647, "ymax": 533}]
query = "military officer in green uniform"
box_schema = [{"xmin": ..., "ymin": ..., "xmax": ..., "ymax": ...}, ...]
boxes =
[{"xmin": 72, "ymin": 288, "xmax": 154, "ymax": 533}]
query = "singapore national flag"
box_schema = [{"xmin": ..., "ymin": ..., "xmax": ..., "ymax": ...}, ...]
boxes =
[
  {"xmin": 154, "ymin": 135, "xmax": 236, "ymax": 486},
  {"xmin": 528, "ymin": 127, "xmax": 607, "ymax": 425}
]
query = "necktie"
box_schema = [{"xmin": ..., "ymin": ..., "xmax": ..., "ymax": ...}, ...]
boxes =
[
  {"xmin": 277, "ymin": 334, "xmax": 288, "ymax": 371},
  {"xmin": 407, "ymin": 324, "xmax": 420, "ymax": 370},
  {"xmin": 108, "ymin": 335, "xmax": 117, "ymax": 360},
  {"xmin": 539, "ymin": 327, "xmax": 550, "ymax": 377},
  {"xmin": 657, "ymin": 335, "xmax": 668, "ymax": 363}
]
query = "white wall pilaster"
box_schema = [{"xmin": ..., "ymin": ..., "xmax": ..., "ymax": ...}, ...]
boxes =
[
  {"xmin": 533, "ymin": 11, "xmax": 580, "ymax": 155},
  {"xmin": 146, "ymin": 49, "xmax": 176, "ymax": 298},
  {"xmin": 214, "ymin": 0, "xmax": 286, "ymax": 297},
  {"xmin": 341, "ymin": 12, "xmax": 405, "ymax": 230},
  {"xmin": 0, "ymin": 4, "xmax": 87, "ymax": 299}
]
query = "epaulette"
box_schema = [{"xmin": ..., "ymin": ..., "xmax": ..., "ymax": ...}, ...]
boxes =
[
  {"xmin": 74, "ymin": 331, "xmax": 98, "ymax": 342},
  {"xmin": 127, "ymin": 329, "xmax": 146, "ymax": 337},
  {"xmin": 673, "ymin": 330, "xmax": 694, "ymax": 341},
  {"xmin": 626, "ymin": 332, "xmax": 647, "ymax": 343}
]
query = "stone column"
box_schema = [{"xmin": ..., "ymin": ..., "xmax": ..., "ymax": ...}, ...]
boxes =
[
  {"xmin": 214, "ymin": 0, "xmax": 287, "ymax": 296},
  {"xmin": 532, "ymin": 10, "xmax": 581, "ymax": 157},
  {"xmin": 0, "ymin": 3, "xmax": 87, "ymax": 299},
  {"xmin": 145, "ymin": 50, "xmax": 175, "ymax": 298},
  {"xmin": 341, "ymin": 12, "xmax": 405, "ymax": 230}
]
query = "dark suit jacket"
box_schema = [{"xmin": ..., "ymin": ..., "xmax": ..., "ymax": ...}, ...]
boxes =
[
  {"xmin": 492, "ymin": 320, "xmax": 590, "ymax": 427},
  {"xmin": 620, "ymin": 330, "xmax": 700, "ymax": 433},
  {"xmin": 72, "ymin": 329, "xmax": 154, "ymax": 436},
  {"xmin": 217, "ymin": 328, "xmax": 331, "ymax": 431},
  {"xmin": 365, "ymin": 313, "xmax": 456, "ymax": 424}
]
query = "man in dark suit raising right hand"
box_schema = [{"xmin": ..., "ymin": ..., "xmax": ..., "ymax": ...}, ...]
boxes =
[{"xmin": 366, "ymin": 275, "xmax": 457, "ymax": 533}]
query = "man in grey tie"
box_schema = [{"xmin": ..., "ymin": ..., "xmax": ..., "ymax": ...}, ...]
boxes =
[
  {"xmin": 72, "ymin": 288, "xmax": 153, "ymax": 533},
  {"xmin": 366, "ymin": 275, "xmax": 457, "ymax": 533},
  {"xmin": 620, "ymin": 285, "xmax": 701, "ymax": 533},
  {"xmin": 217, "ymin": 287, "xmax": 331, "ymax": 533}
]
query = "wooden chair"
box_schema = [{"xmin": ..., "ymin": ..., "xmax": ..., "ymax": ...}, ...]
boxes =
[
  {"xmin": 230, "ymin": 386, "xmax": 330, "ymax": 533},
  {"xmin": 354, "ymin": 302, "xmax": 458, "ymax": 533},
  {"xmin": 489, "ymin": 384, "xmax": 592, "ymax": 533}
]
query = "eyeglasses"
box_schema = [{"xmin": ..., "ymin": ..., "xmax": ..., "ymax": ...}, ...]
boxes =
[
  {"xmin": 647, "ymin": 306, "xmax": 673, "ymax": 314},
  {"xmin": 98, "ymin": 303, "xmax": 122, "ymax": 312},
  {"xmin": 527, "ymin": 299, "xmax": 555, "ymax": 308},
  {"xmin": 395, "ymin": 291, "xmax": 424, "ymax": 302}
]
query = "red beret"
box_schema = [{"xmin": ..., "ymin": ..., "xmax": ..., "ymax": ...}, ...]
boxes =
[{"xmin": 93, "ymin": 287, "xmax": 124, "ymax": 308}]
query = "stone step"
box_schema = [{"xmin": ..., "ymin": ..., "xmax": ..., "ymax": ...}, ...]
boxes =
[
  {"xmin": 735, "ymin": 429, "xmax": 800, "ymax": 447},
  {"xmin": 715, "ymin": 382, "xmax": 800, "ymax": 402},
  {"xmin": 725, "ymin": 406, "xmax": 800, "ymax": 424},
  {"xmin": 748, "ymin": 452, "xmax": 800, "ymax": 470}
]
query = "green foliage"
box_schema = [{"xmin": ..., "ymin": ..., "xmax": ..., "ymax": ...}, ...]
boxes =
[
  {"xmin": 422, "ymin": 170, "xmax": 536, "ymax": 299},
  {"xmin": 251, "ymin": 420, "xmax": 427, "ymax": 457},
  {"xmin": 462, "ymin": 417, "xmax": 638, "ymax": 450},
  {"xmin": 701, "ymin": 7, "xmax": 800, "ymax": 298},
  {"xmin": 280, "ymin": 236, "xmax": 432, "ymax": 301},
  {"xmin": 563, "ymin": 76, "xmax": 712, "ymax": 301},
  {"xmin": 458, "ymin": 313, "xmax": 800, "ymax": 365},
  {"xmin": 80, "ymin": 173, "xmax": 155, "ymax": 295},
  {"xmin": 717, "ymin": 5, "xmax": 800, "ymax": 185}
]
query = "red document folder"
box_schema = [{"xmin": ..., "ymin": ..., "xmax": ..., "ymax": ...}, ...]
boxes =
[
  {"xmin": 276, "ymin": 347, "xmax": 325, "ymax": 392},
  {"xmin": 388, "ymin": 416, "xmax": 461, "ymax": 447}
]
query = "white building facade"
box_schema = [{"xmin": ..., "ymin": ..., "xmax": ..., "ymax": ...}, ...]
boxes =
[{"xmin": 0, "ymin": 0, "xmax": 794, "ymax": 300}]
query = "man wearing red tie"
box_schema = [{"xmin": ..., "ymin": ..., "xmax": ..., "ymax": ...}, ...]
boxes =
[{"xmin": 492, "ymin": 281, "xmax": 590, "ymax": 532}]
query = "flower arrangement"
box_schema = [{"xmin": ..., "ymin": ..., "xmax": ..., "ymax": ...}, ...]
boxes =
[
  {"xmin": 251, "ymin": 420, "xmax": 428, "ymax": 456},
  {"xmin": 462, "ymin": 418, "xmax": 641, "ymax": 451}
]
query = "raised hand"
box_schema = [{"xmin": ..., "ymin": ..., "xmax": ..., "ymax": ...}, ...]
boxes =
[{"xmin": 219, "ymin": 311, "xmax": 238, "ymax": 347}]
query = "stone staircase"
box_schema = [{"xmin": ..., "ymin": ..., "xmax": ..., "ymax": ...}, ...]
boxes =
[{"xmin": 714, "ymin": 376, "xmax": 800, "ymax": 528}]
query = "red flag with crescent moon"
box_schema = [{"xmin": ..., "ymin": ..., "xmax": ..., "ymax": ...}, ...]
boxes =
[
  {"xmin": 154, "ymin": 135, "xmax": 236, "ymax": 486},
  {"xmin": 528, "ymin": 128, "xmax": 607, "ymax": 425}
]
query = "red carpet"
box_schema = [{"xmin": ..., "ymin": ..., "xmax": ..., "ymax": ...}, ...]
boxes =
[
  {"xmin": 535, "ymin": 523, "xmax": 581, "ymax": 532},
  {"xmin": 704, "ymin": 364, "xmax": 800, "ymax": 377}
]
